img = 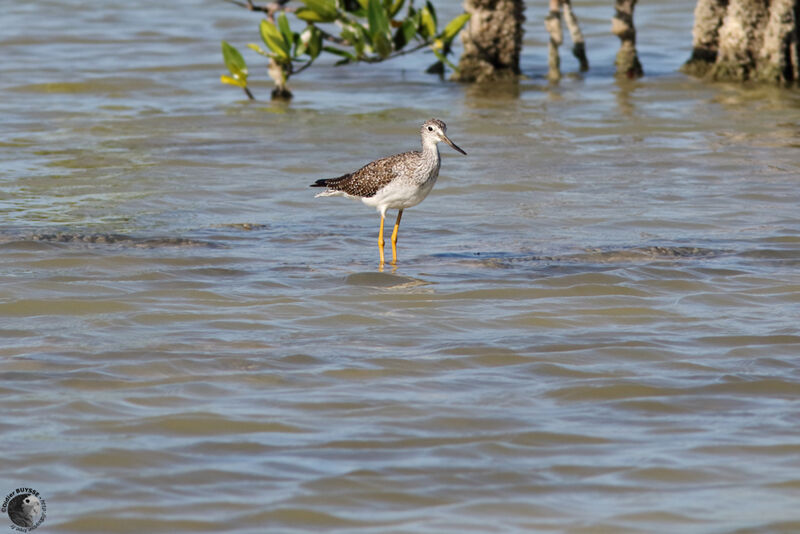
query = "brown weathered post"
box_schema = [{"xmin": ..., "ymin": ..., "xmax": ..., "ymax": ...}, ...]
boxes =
[
  {"xmin": 611, "ymin": 0, "xmax": 643, "ymax": 78},
  {"xmin": 545, "ymin": 0, "xmax": 564, "ymax": 80},
  {"xmin": 755, "ymin": 0, "xmax": 799, "ymax": 82},
  {"xmin": 545, "ymin": 0, "xmax": 589, "ymax": 81},
  {"xmin": 454, "ymin": 0, "xmax": 525, "ymax": 82},
  {"xmin": 683, "ymin": 0, "xmax": 799, "ymax": 83},
  {"xmin": 563, "ymin": 0, "xmax": 589, "ymax": 72},
  {"xmin": 682, "ymin": 0, "xmax": 727, "ymax": 78}
]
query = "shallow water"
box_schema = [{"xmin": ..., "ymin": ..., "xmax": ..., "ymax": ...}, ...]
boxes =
[{"xmin": 2, "ymin": 1, "xmax": 800, "ymax": 532}]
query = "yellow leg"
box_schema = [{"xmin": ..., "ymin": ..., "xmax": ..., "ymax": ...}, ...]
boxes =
[
  {"xmin": 390, "ymin": 209, "xmax": 403, "ymax": 265},
  {"xmin": 378, "ymin": 213, "xmax": 385, "ymax": 265}
]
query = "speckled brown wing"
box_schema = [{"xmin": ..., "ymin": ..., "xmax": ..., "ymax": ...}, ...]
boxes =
[{"xmin": 311, "ymin": 151, "xmax": 418, "ymax": 198}]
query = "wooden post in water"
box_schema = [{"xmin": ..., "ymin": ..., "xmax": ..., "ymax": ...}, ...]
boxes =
[
  {"xmin": 545, "ymin": 0, "xmax": 589, "ymax": 81},
  {"xmin": 453, "ymin": 0, "xmax": 525, "ymax": 83},
  {"xmin": 683, "ymin": 0, "xmax": 799, "ymax": 83},
  {"xmin": 612, "ymin": 0, "xmax": 643, "ymax": 78}
]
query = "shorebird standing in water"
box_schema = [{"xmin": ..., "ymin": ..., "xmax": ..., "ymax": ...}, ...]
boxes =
[{"xmin": 311, "ymin": 118, "xmax": 467, "ymax": 266}]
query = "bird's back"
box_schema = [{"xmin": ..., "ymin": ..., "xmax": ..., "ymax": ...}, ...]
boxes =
[{"xmin": 312, "ymin": 150, "xmax": 428, "ymax": 198}]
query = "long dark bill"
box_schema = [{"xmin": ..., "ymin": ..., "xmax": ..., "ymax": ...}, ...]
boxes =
[{"xmin": 442, "ymin": 134, "xmax": 467, "ymax": 155}]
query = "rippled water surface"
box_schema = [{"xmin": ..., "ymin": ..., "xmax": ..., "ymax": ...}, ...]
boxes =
[{"xmin": 2, "ymin": 1, "xmax": 800, "ymax": 532}]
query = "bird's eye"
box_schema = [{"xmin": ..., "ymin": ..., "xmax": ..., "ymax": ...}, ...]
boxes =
[{"xmin": 427, "ymin": 126, "xmax": 433, "ymax": 131}]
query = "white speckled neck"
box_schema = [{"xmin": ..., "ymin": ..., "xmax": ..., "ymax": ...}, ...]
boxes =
[{"xmin": 421, "ymin": 133, "xmax": 440, "ymax": 155}]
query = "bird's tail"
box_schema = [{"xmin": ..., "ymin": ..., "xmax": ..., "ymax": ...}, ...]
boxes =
[{"xmin": 310, "ymin": 173, "xmax": 350, "ymax": 188}]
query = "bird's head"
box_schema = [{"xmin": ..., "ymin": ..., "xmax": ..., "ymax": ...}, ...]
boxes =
[{"xmin": 421, "ymin": 119, "xmax": 467, "ymax": 155}]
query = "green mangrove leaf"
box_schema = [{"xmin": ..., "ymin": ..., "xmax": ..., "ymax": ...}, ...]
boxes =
[
  {"xmin": 296, "ymin": 7, "xmax": 327, "ymax": 23},
  {"xmin": 298, "ymin": 0, "xmax": 338, "ymax": 22},
  {"xmin": 247, "ymin": 43, "xmax": 270, "ymax": 57},
  {"xmin": 367, "ymin": 0, "xmax": 390, "ymax": 37},
  {"xmin": 419, "ymin": 6, "xmax": 436, "ymax": 39},
  {"xmin": 403, "ymin": 18, "xmax": 417, "ymax": 47},
  {"xmin": 393, "ymin": 17, "xmax": 415, "ymax": 50},
  {"xmin": 441, "ymin": 13, "xmax": 470, "ymax": 42},
  {"xmin": 425, "ymin": 1, "xmax": 437, "ymax": 26},
  {"xmin": 220, "ymin": 74, "xmax": 246, "ymax": 88},
  {"xmin": 221, "ymin": 41, "xmax": 248, "ymax": 78},
  {"xmin": 373, "ymin": 31, "xmax": 392, "ymax": 58},
  {"xmin": 260, "ymin": 19, "xmax": 290, "ymax": 60},
  {"xmin": 308, "ymin": 27, "xmax": 322, "ymax": 60},
  {"xmin": 277, "ymin": 13, "xmax": 294, "ymax": 49}
]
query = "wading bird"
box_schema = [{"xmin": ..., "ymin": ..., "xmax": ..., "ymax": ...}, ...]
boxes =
[{"xmin": 311, "ymin": 118, "xmax": 466, "ymax": 265}]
